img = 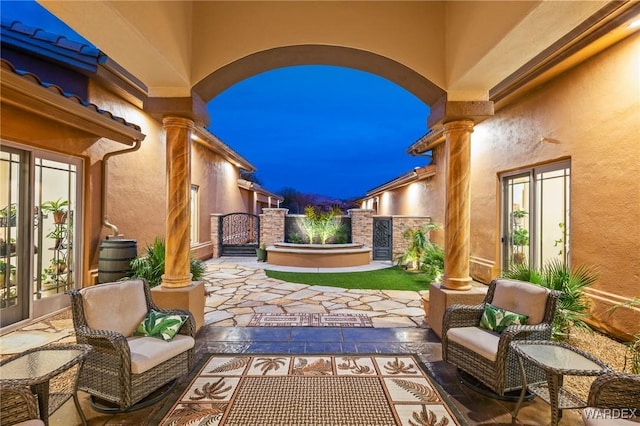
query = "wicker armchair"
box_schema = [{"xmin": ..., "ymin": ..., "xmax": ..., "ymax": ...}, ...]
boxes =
[
  {"xmin": 582, "ymin": 372, "xmax": 640, "ymax": 425},
  {"xmin": 69, "ymin": 279, "xmax": 195, "ymax": 411},
  {"xmin": 442, "ymin": 278, "xmax": 560, "ymax": 397},
  {"xmin": 0, "ymin": 385, "xmax": 44, "ymax": 426}
]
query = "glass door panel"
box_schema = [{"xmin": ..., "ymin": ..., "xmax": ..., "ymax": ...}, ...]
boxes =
[
  {"xmin": 0, "ymin": 147, "xmax": 29, "ymax": 326},
  {"xmin": 536, "ymin": 165, "xmax": 570, "ymax": 266},
  {"xmin": 502, "ymin": 173, "xmax": 532, "ymax": 269},
  {"xmin": 32, "ymin": 156, "xmax": 80, "ymax": 317}
]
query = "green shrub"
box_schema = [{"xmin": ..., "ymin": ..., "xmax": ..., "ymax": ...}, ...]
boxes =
[
  {"xmin": 502, "ymin": 259, "xmax": 597, "ymax": 340},
  {"xmin": 127, "ymin": 237, "xmax": 206, "ymax": 287},
  {"xmin": 419, "ymin": 243, "xmax": 445, "ymax": 283},
  {"xmin": 608, "ymin": 297, "xmax": 640, "ymax": 374},
  {"xmin": 395, "ymin": 222, "xmax": 441, "ymax": 272}
]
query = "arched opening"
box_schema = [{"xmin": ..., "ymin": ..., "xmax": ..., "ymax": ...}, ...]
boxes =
[{"xmin": 193, "ymin": 44, "xmax": 445, "ymax": 107}]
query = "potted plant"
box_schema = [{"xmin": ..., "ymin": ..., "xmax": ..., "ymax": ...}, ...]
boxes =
[
  {"xmin": 0, "ymin": 204, "xmax": 17, "ymax": 227},
  {"xmin": 512, "ymin": 228, "xmax": 529, "ymax": 264},
  {"xmin": 41, "ymin": 198, "xmax": 69, "ymax": 224},
  {"xmin": 0, "ymin": 260, "xmax": 15, "ymax": 286},
  {"xmin": 46, "ymin": 227, "xmax": 66, "ymax": 249},
  {"xmin": 256, "ymin": 243, "xmax": 267, "ymax": 262},
  {"xmin": 50, "ymin": 258, "xmax": 67, "ymax": 275},
  {"xmin": 512, "ymin": 209, "xmax": 528, "ymax": 226}
]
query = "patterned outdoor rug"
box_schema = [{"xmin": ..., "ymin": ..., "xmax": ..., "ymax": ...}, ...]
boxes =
[
  {"xmin": 157, "ymin": 354, "xmax": 463, "ymax": 426},
  {"xmin": 248, "ymin": 313, "xmax": 373, "ymax": 327}
]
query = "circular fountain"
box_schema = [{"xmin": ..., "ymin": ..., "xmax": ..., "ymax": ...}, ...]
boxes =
[{"xmin": 266, "ymin": 242, "xmax": 372, "ymax": 268}]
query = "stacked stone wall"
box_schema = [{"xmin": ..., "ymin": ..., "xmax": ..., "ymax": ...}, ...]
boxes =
[
  {"xmin": 259, "ymin": 208, "xmax": 288, "ymax": 247},
  {"xmin": 210, "ymin": 214, "xmax": 223, "ymax": 258},
  {"xmin": 349, "ymin": 209, "xmax": 374, "ymax": 259},
  {"xmin": 391, "ymin": 216, "xmax": 432, "ymax": 260}
]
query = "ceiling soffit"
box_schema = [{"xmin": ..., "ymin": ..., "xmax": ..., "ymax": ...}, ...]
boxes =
[
  {"xmin": 38, "ymin": 1, "xmax": 632, "ymax": 107},
  {"xmin": 38, "ymin": 0, "xmax": 193, "ymax": 97}
]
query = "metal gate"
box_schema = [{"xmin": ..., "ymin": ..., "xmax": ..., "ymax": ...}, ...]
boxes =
[
  {"xmin": 219, "ymin": 213, "xmax": 260, "ymax": 256},
  {"xmin": 372, "ymin": 217, "xmax": 392, "ymax": 260}
]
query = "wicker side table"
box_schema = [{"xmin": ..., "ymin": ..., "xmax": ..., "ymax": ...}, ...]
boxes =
[
  {"xmin": 0, "ymin": 343, "xmax": 92, "ymax": 426},
  {"xmin": 510, "ymin": 340, "xmax": 612, "ymax": 426}
]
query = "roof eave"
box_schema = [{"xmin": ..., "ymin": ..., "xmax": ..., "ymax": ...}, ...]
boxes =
[{"xmin": 1, "ymin": 61, "xmax": 145, "ymax": 145}]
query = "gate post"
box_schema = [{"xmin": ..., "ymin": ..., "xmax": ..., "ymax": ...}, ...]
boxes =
[
  {"xmin": 348, "ymin": 209, "xmax": 374, "ymax": 260},
  {"xmin": 210, "ymin": 213, "xmax": 223, "ymax": 258},
  {"xmin": 260, "ymin": 208, "xmax": 288, "ymax": 246}
]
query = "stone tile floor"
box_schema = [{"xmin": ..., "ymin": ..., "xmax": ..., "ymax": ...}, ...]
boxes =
[
  {"xmin": 202, "ymin": 258, "xmax": 429, "ymax": 328},
  {"xmin": 1, "ymin": 258, "xmax": 584, "ymax": 425}
]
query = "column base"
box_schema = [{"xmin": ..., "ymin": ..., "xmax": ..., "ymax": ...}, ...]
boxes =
[
  {"xmin": 161, "ymin": 273, "xmax": 193, "ymax": 288},
  {"xmin": 442, "ymin": 276, "xmax": 473, "ymax": 291},
  {"xmin": 426, "ymin": 281, "xmax": 487, "ymax": 338},
  {"xmin": 151, "ymin": 281, "xmax": 205, "ymax": 332}
]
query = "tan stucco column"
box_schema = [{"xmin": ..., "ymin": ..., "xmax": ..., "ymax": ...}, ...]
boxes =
[
  {"xmin": 442, "ymin": 119, "xmax": 475, "ymax": 291},
  {"xmin": 161, "ymin": 116, "xmax": 193, "ymax": 288}
]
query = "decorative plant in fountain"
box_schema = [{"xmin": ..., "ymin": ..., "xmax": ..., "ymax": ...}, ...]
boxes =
[{"xmin": 299, "ymin": 206, "xmax": 346, "ymax": 244}]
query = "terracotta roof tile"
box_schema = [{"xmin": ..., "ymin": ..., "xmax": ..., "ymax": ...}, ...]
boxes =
[
  {"xmin": 1, "ymin": 58, "xmax": 141, "ymax": 132},
  {"xmin": 1, "ymin": 18, "xmax": 102, "ymax": 60}
]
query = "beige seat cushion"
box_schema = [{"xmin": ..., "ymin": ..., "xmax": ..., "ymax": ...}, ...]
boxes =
[
  {"xmin": 491, "ymin": 279, "xmax": 550, "ymax": 325},
  {"xmin": 80, "ymin": 280, "xmax": 148, "ymax": 337},
  {"xmin": 127, "ymin": 334, "xmax": 195, "ymax": 374},
  {"xmin": 447, "ymin": 326, "xmax": 500, "ymax": 362},
  {"xmin": 582, "ymin": 407, "xmax": 640, "ymax": 425}
]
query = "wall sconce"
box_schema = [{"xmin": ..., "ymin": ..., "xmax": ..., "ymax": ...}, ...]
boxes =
[{"xmin": 540, "ymin": 137, "xmax": 561, "ymax": 144}]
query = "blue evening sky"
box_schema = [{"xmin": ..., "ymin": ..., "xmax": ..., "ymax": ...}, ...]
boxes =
[{"xmin": 2, "ymin": 1, "xmax": 431, "ymax": 199}]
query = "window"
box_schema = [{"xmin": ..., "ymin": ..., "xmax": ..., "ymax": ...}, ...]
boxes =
[
  {"xmin": 190, "ymin": 185, "xmax": 199, "ymax": 243},
  {"xmin": 501, "ymin": 160, "xmax": 570, "ymax": 270}
]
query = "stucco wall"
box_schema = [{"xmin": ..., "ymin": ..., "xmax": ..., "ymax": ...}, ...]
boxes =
[
  {"xmin": 191, "ymin": 142, "xmax": 249, "ymax": 244},
  {"xmin": 470, "ymin": 33, "xmax": 640, "ymax": 337},
  {"xmin": 87, "ymin": 81, "xmax": 166, "ymax": 262}
]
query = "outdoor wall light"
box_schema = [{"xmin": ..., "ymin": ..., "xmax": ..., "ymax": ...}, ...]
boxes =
[{"xmin": 540, "ymin": 137, "xmax": 561, "ymax": 144}]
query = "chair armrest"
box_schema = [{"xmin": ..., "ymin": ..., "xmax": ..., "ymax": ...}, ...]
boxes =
[
  {"xmin": 0, "ymin": 385, "xmax": 42, "ymax": 423},
  {"xmin": 587, "ymin": 371, "xmax": 640, "ymax": 410},
  {"xmin": 443, "ymin": 304, "xmax": 484, "ymax": 331},
  {"xmin": 496, "ymin": 323, "xmax": 552, "ymax": 359},
  {"xmin": 155, "ymin": 308, "xmax": 196, "ymax": 337},
  {"xmin": 74, "ymin": 326, "xmax": 131, "ymax": 356}
]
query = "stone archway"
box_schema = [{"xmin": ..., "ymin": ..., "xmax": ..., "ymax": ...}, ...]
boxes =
[{"xmin": 192, "ymin": 44, "xmax": 445, "ymax": 107}]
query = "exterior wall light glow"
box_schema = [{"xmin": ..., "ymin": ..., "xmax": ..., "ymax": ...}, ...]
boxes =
[{"xmin": 629, "ymin": 18, "xmax": 640, "ymax": 29}]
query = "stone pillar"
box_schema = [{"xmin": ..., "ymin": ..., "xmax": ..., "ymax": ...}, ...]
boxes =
[
  {"xmin": 260, "ymin": 208, "xmax": 287, "ymax": 246},
  {"xmin": 442, "ymin": 120, "xmax": 474, "ymax": 291},
  {"xmin": 211, "ymin": 213, "xmax": 223, "ymax": 258},
  {"xmin": 349, "ymin": 209, "xmax": 373, "ymax": 259},
  {"xmin": 161, "ymin": 116, "xmax": 193, "ymax": 288}
]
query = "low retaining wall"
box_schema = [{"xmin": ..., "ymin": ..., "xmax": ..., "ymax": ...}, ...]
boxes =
[{"xmin": 267, "ymin": 242, "xmax": 371, "ymax": 268}]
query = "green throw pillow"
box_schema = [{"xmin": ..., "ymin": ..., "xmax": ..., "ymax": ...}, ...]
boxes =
[
  {"xmin": 479, "ymin": 303, "xmax": 528, "ymax": 333},
  {"xmin": 134, "ymin": 310, "xmax": 188, "ymax": 341}
]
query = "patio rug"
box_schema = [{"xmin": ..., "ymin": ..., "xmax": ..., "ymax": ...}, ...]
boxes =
[
  {"xmin": 155, "ymin": 354, "xmax": 464, "ymax": 426},
  {"xmin": 247, "ymin": 313, "xmax": 373, "ymax": 327}
]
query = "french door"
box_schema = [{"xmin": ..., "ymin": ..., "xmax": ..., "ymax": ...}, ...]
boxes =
[
  {"xmin": 501, "ymin": 160, "xmax": 570, "ymax": 271},
  {"xmin": 0, "ymin": 143, "xmax": 83, "ymax": 328}
]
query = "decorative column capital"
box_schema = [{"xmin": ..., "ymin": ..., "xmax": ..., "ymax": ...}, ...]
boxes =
[
  {"xmin": 162, "ymin": 116, "xmax": 195, "ymax": 130},
  {"xmin": 443, "ymin": 119, "xmax": 475, "ymax": 134},
  {"xmin": 427, "ymin": 98, "xmax": 493, "ymax": 128}
]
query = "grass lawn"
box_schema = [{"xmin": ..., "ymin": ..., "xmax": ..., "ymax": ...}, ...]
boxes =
[{"xmin": 265, "ymin": 266, "xmax": 432, "ymax": 291}]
